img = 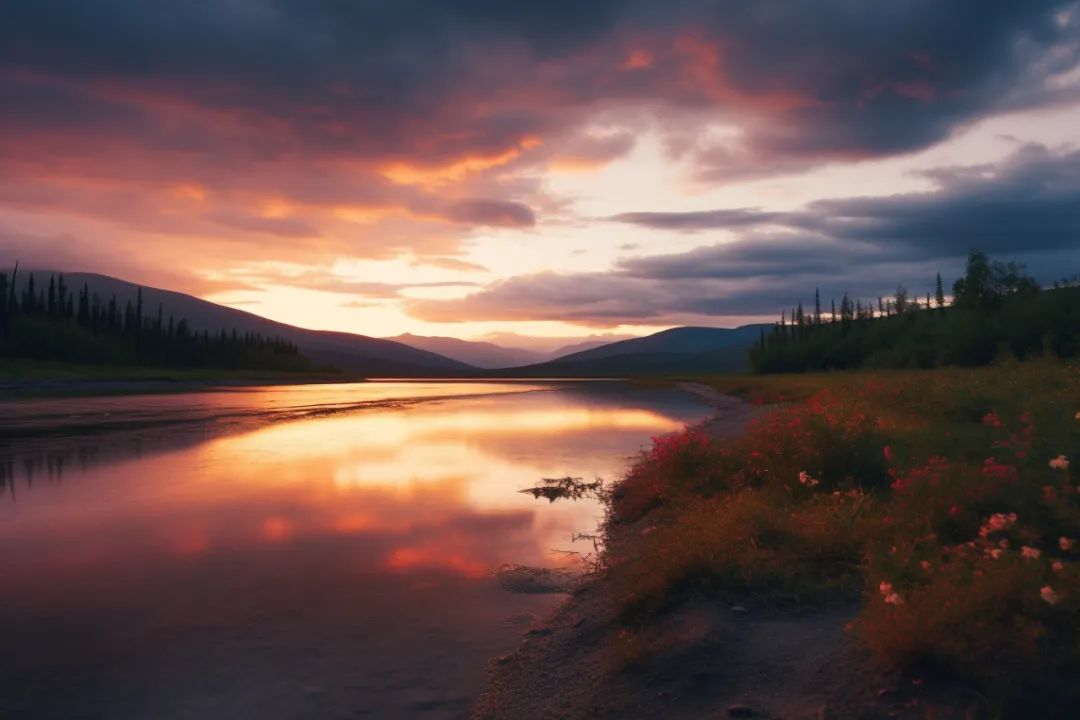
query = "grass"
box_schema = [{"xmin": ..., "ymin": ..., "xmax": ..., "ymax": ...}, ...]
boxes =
[{"xmin": 604, "ymin": 360, "xmax": 1080, "ymax": 712}]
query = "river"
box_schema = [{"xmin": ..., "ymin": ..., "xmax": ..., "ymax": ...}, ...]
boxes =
[{"xmin": 0, "ymin": 380, "xmax": 712, "ymax": 719}]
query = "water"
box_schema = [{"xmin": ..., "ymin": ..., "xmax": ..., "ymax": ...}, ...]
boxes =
[{"xmin": 0, "ymin": 381, "xmax": 712, "ymax": 719}]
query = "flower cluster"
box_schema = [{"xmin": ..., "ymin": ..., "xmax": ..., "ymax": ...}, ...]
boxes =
[
  {"xmin": 879, "ymin": 580, "xmax": 903, "ymax": 605},
  {"xmin": 978, "ymin": 512, "xmax": 1017, "ymax": 537}
]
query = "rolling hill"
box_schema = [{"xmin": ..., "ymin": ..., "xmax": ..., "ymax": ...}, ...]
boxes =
[
  {"xmin": 12, "ymin": 272, "xmax": 475, "ymax": 376},
  {"xmin": 387, "ymin": 333, "xmax": 640, "ymax": 368},
  {"xmin": 498, "ymin": 325, "xmax": 769, "ymax": 376}
]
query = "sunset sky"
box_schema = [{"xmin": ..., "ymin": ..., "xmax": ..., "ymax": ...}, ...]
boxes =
[{"xmin": 2, "ymin": 1, "xmax": 1080, "ymax": 344}]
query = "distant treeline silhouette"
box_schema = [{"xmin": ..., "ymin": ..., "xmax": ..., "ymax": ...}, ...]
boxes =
[
  {"xmin": 750, "ymin": 251, "xmax": 1080, "ymax": 373},
  {"xmin": 0, "ymin": 267, "xmax": 311, "ymax": 371}
]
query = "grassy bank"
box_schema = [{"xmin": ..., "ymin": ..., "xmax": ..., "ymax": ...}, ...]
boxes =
[{"xmin": 604, "ymin": 360, "xmax": 1078, "ymax": 714}]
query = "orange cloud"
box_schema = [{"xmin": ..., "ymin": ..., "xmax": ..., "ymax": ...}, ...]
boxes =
[{"xmin": 380, "ymin": 135, "xmax": 542, "ymax": 187}]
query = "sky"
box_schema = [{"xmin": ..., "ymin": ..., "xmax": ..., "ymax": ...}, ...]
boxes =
[{"xmin": 2, "ymin": 1, "xmax": 1080, "ymax": 346}]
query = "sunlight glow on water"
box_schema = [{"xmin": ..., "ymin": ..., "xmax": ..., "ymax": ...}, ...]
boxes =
[{"xmin": 0, "ymin": 381, "xmax": 711, "ymax": 719}]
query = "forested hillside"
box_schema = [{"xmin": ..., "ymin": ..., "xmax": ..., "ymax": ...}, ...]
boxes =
[
  {"xmin": 751, "ymin": 251, "xmax": 1080, "ymax": 373},
  {"xmin": 0, "ymin": 268, "xmax": 311, "ymax": 372}
]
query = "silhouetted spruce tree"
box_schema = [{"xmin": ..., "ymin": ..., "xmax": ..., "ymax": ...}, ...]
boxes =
[
  {"xmin": 1, "ymin": 273, "xmax": 309, "ymax": 371},
  {"xmin": 750, "ymin": 250, "xmax": 1077, "ymax": 374}
]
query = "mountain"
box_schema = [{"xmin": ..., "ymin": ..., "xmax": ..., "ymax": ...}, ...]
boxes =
[
  {"xmin": 385, "ymin": 333, "xmax": 546, "ymax": 369},
  {"xmin": 470, "ymin": 331, "xmax": 638, "ymax": 357},
  {"xmin": 13, "ymin": 272, "xmax": 474, "ymax": 376},
  {"xmin": 547, "ymin": 338, "xmax": 629, "ymax": 359},
  {"xmin": 499, "ymin": 325, "xmax": 770, "ymax": 376}
]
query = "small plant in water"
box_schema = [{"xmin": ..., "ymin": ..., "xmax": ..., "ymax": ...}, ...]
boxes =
[{"xmin": 520, "ymin": 476, "xmax": 603, "ymax": 502}]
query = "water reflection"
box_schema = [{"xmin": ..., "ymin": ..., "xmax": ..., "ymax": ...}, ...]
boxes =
[{"xmin": 0, "ymin": 381, "xmax": 710, "ymax": 719}]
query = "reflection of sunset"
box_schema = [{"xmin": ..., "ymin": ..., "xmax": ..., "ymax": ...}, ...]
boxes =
[
  {"xmin": 261, "ymin": 517, "xmax": 294, "ymax": 542},
  {"xmin": 386, "ymin": 545, "xmax": 489, "ymax": 579},
  {"xmin": 0, "ymin": 383, "xmax": 708, "ymax": 583}
]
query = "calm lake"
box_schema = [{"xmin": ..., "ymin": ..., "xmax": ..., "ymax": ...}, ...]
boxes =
[{"xmin": 0, "ymin": 381, "xmax": 712, "ymax": 719}]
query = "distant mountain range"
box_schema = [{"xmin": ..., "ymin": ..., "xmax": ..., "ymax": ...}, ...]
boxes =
[
  {"xmin": 382, "ymin": 333, "xmax": 632, "ymax": 369},
  {"xmin": 10, "ymin": 271, "xmax": 765, "ymax": 377},
  {"xmin": 384, "ymin": 334, "xmax": 546, "ymax": 369},
  {"xmin": 492, "ymin": 325, "xmax": 769, "ymax": 376}
]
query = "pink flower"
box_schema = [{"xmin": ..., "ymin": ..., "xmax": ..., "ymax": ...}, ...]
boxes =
[
  {"xmin": 1060, "ymin": 537, "xmax": 1075, "ymax": 551},
  {"xmin": 798, "ymin": 470, "xmax": 819, "ymax": 487},
  {"xmin": 1049, "ymin": 454, "xmax": 1070, "ymax": 470},
  {"xmin": 979, "ymin": 512, "xmax": 1016, "ymax": 537},
  {"xmin": 1040, "ymin": 586, "xmax": 1060, "ymax": 605},
  {"xmin": 986, "ymin": 548, "xmax": 1003, "ymax": 560},
  {"xmin": 883, "ymin": 445, "xmax": 893, "ymax": 462},
  {"xmin": 879, "ymin": 581, "xmax": 894, "ymax": 596},
  {"xmin": 1052, "ymin": 561, "xmax": 1064, "ymax": 573},
  {"xmin": 884, "ymin": 592, "xmax": 903, "ymax": 605},
  {"xmin": 1021, "ymin": 546, "xmax": 1042, "ymax": 560}
]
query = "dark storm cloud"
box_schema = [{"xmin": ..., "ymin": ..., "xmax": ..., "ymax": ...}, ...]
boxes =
[
  {"xmin": 409, "ymin": 144, "xmax": 1080, "ymax": 325},
  {"xmin": 3, "ymin": 1, "xmax": 1077, "ymax": 167},
  {"xmin": 814, "ymin": 145, "xmax": 1080, "ymax": 254},
  {"xmin": 614, "ymin": 144, "xmax": 1080, "ymax": 260}
]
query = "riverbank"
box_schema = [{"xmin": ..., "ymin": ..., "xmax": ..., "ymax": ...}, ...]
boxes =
[
  {"xmin": 0, "ymin": 359, "xmax": 361, "ymax": 397},
  {"xmin": 475, "ymin": 362, "xmax": 1079, "ymax": 719}
]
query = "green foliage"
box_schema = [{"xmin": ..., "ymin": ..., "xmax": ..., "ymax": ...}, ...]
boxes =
[
  {"xmin": 750, "ymin": 251, "xmax": 1078, "ymax": 373},
  {"xmin": 0, "ymin": 270, "xmax": 312, "ymax": 372}
]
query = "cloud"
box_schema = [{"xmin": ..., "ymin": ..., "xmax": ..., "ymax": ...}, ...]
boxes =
[
  {"xmin": 441, "ymin": 199, "xmax": 536, "ymax": 227},
  {"xmin": 610, "ymin": 208, "xmax": 790, "ymax": 231},
  {"xmin": 548, "ymin": 129, "xmax": 637, "ymax": 170},
  {"xmin": 408, "ymin": 143, "xmax": 1080, "ymax": 325},
  {"xmin": 4, "ymin": 1, "xmax": 1077, "ymax": 191},
  {"xmin": 2, "ymin": 1, "xmax": 1079, "ymax": 310},
  {"xmin": 206, "ymin": 211, "xmax": 321, "ymax": 238},
  {"xmin": 412, "ymin": 257, "xmax": 490, "ymax": 273},
  {"xmin": 611, "ymin": 143, "xmax": 1080, "ymax": 256}
]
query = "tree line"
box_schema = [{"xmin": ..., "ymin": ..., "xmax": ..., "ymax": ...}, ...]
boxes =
[
  {"xmin": 750, "ymin": 251, "xmax": 1080, "ymax": 373},
  {"xmin": 0, "ymin": 267, "xmax": 312, "ymax": 371}
]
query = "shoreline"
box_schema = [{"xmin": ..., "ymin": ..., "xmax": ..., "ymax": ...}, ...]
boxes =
[
  {"xmin": 0, "ymin": 364, "xmax": 364, "ymax": 399},
  {"xmin": 470, "ymin": 388, "xmax": 931, "ymax": 720}
]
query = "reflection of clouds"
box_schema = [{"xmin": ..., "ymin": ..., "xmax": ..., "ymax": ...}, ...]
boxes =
[{"xmin": 1, "ymin": 384, "xmax": 705, "ymax": 586}]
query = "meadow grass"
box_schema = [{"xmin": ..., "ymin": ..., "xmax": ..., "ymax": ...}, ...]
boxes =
[{"xmin": 606, "ymin": 360, "xmax": 1079, "ymax": 707}]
